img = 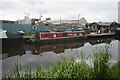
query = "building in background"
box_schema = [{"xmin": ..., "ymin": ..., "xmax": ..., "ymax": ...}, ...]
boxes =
[
  {"xmin": 17, "ymin": 16, "xmax": 31, "ymax": 24},
  {"xmin": 118, "ymin": 1, "xmax": 120, "ymax": 23},
  {"xmin": 47, "ymin": 17, "xmax": 87, "ymax": 26}
]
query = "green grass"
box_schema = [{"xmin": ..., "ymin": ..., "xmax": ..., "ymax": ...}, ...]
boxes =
[
  {"xmin": 3, "ymin": 50, "xmax": 120, "ymax": 79},
  {"xmin": 109, "ymin": 61, "xmax": 120, "ymax": 78},
  {"xmin": 22, "ymin": 33, "xmax": 35, "ymax": 38}
]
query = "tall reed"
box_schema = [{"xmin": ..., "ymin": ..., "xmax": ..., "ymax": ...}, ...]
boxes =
[{"xmin": 3, "ymin": 50, "xmax": 119, "ymax": 79}]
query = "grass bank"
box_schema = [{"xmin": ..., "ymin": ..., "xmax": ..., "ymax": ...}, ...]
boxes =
[{"xmin": 3, "ymin": 50, "xmax": 120, "ymax": 79}]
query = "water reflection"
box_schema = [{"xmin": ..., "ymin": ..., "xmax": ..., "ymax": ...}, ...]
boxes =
[
  {"xmin": 2, "ymin": 37, "xmax": 113, "ymax": 58},
  {"xmin": 32, "ymin": 41, "xmax": 85, "ymax": 54},
  {"xmin": 1, "ymin": 37, "xmax": 119, "ymax": 77}
]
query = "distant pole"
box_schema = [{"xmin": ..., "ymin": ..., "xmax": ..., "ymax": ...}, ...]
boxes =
[
  {"xmin": 24, "ymin": 12, "xmax": 30, "ymax": 17},
  {"xmin": 39, "ymin": 13, "xmax": 42, "ymax": 22},
  {"xmin": 24, "ymin": 12, "xmax": 26, "ymax": 16},
  {"xmin": 78, "ymin": 14, "xmax": 80, "ymax": 25},
  {"xmin": 118, "ymin": 1, "xmax": 120, "ymax": 23},
  {"xmin": 60, "ymin": 16, "xmax": 61, "ymax": 25}
]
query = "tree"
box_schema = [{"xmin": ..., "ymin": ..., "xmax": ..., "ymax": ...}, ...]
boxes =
[
  {"xmin": 85, "ymin": 23, "xmax": 91, "ymax": 28},
  {"xmin": 111, "ymin": 22, "xmax": 118, "ymax": 32}
]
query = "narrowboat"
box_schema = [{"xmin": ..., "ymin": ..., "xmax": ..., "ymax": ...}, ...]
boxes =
[{"xmin": 33, "ymin": 30, "xmax": 86, "ymax": 44}]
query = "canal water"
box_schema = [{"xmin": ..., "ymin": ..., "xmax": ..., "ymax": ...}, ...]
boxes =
[{"xmin": 1, "ymin": 37, "xmax": 120, "ymax": 77}]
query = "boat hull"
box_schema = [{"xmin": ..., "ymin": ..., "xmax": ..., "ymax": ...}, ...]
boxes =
[
  {"xmin": 115, "ymin": 29, "xmax": 120, "ymax": 40},
  {"xmin": 2, "ymin": 38, "xmax": 24, "ymax": 49},
  {"xmin": 34, "ymin": 36, "xmax": 86, "ymax": 45}
]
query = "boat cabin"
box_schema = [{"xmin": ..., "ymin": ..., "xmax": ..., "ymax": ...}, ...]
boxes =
[{"xmin": 90, "ymin": 22, "xmax": 117, "ymax": 34}]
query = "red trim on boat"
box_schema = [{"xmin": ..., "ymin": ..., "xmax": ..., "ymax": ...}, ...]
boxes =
[{"xmin": 39, "ymin": 32, "xmax": 85, "ymax": 40}]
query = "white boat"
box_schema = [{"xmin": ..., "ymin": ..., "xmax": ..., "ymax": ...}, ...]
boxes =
[{"xmin": 0, "ymin": 29, "xmax": 8, "ymax": 39}]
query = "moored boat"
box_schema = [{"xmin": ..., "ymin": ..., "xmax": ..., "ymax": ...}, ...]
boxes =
[{"xmin": 33, "ymin": 30, "xmax": 86, "ymax": 44}]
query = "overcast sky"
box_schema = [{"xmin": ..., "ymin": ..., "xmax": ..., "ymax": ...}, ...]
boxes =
[{"xmin": 0, "ymin": 0, "xmax": 119, "ymax": 22}]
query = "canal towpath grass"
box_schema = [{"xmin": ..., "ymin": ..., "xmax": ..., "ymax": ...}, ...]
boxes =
[{"xmin": 3, "ymin": 50, "xmax": 120, "ymax": 79}]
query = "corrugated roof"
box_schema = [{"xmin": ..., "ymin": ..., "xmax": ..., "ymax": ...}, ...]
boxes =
[{"xmin": 47, "ymin": 17, "xmax": 87, "ymax": 25}]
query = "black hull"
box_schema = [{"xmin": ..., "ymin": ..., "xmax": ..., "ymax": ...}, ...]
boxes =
[
  {"xmin": 87, "ymin": 33, "xmax": 115, "ymax": 39},
  {"xmin": 26, "ymin": 36, "xmax": 86, "ymax": 45},
  {"xmin": 115, "ymin": 30, "xmax": 120, "ymax": 40},
  {"xmin": 2, "ymin": 38, "xmax": 24, "ymax": 52},
  {"xmin": 2, "ymin": 38, "xmax": 24, "ymax": 45}
]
